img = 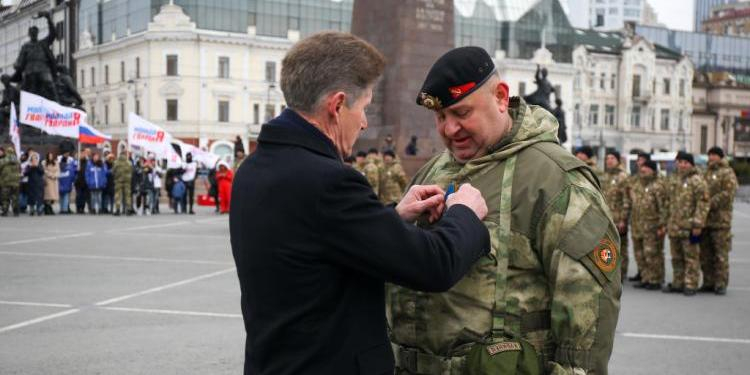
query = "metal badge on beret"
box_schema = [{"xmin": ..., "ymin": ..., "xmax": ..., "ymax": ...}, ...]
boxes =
[{"xmin": 419, "ymin": 92, "xmax": 442, "ymax": 110}]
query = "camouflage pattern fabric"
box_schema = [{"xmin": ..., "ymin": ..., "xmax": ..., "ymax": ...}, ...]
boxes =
[
  {"xmin": 704, "ymin": 159, "xmax": 737, "ymax": 229},
  {"xmin": 112, "ymin": 155, "xmax": 133, "ymax": 211},
  {"xmin": 700, "ymin": 229, "xmax": 732, "ymax": 289},
  {"xmin": 629, "ymin": 175, "xmax": 668, "ymax": 284},
  {"xmin": 667, "ymin": 167, "xmax": 709, "ymax": 290},
  {"xmin": 379, "ymin": 159, "xmax": 408, "ymax": 205},
  {"xmin": 0, "ymin": 147, "xmax": 21, "ymax": 188},
  {"xmin": 670, "ymin": 237, "xmax": 701, "ymax": 290},
  {"xmin": 363, "ymin": 155, "xmax": 381, "ymax": 196},
  {"xmin": 388, "ymin": 97, "xmax": 620, "ymax": 375},
  {"xmin": 603, "ymin": 166, "xmax": 631, "ymax": 279},
  {"xmin": 1, "ymin": 186, "xmax": 19, "ymax": 213}
]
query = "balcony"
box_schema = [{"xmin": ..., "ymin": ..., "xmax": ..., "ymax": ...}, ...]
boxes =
[{"xmin": 631, "ymin": 90, "xmax": 652, "ymax": 103}]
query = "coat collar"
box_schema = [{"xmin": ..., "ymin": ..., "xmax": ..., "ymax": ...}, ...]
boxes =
[{"xmin": 258, "ymin": 109, "xmax": 341, "ymax": 161}]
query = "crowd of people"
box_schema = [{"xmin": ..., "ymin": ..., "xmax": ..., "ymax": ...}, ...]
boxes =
[
  {"xmin": 0, "ymin": 145, "xmax": 240, "ymax": 217},
  {"xmin": 344, "ymin": 146, "xmax": 408, "ymax": 206},
  {"xmin": 574, "ymin": 145, "xmax": 738, "ymax": 296}
]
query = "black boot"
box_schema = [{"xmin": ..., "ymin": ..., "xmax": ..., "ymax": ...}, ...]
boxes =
[
  {"xmin": 628, "ymin": 272, "xmax": 641, "ymax": 282},
  {"xmin": 662, "ymin": 283, "xmax": 683, "ymax": 293}
]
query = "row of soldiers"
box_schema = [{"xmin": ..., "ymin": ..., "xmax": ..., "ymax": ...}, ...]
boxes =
[
  {"xmin": 575, "ymin": 146, "xmax": 737, "ymax": 296},
  {"xmin": 346, "ymin": 148, "xmax": 408, "ymax": 205}
]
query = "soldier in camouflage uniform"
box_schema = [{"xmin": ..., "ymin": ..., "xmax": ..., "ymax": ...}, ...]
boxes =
[
  {"xmin": 379, "ymin": 150, "xmax": 408, "ymax": 205},
  {"xmin": 626, "ymin": 152, "xmax": 651, "ymax": 283},
  {"xmin": 701, "ymin": 147, "xmax": 737, "ymax": 295},
  {"xmin": 663, "ymin": 152, "xmax": 710, "ymax": 296},
  {"xmin": 0, "ymin": 147, "xmax": 21, "ymax": 216},
  {"xmin": 629, "ymin": 160, "xmax": 668, "ymax": 289},
  {"xmin": 111, "ymin": 152, "xmax": 133, "ymax": 216},
  {"xmin": 602, "ymin": 150, "xmax": 631, "ymax": 281},
  {"xmin": 363, "ymin": 150, "xmax": 382, "ymax": 196},
  {"xmin": 389, "ymin": 47, "xmax": 620, "ymax": 375},
  {"xmin": 575, "ymin": 145, "xmax": 604, "ymax": 180}
]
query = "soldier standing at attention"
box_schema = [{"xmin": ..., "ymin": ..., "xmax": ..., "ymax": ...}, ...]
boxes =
[
  {"xmin": 701, "ymin": 146, "xmax": 738, "ymax": 295},
  {"xmin": 0, "ymin": 147, "xmax": 21, "ymax": 216},
  {"xmin": 111, "ymin": 152, "xmax": 133, "ymax": 216},
  {"xmin": 630, "ymin": 160, "xmax": 668, "ymax": 290},
  {"xmin": 663, "ymin": 152, "xmax": 709, "ymax": 296},
  {"xmin": 363, "ymin": 148, "xmax": 382, "ymax": 195},
  {"xmin": 379, "ymin": 150, "xmax": 408, "ymax": 205},
  {"xmin": 627, "ymin": 152, "xmax": 651, "ymax": 283},
  {"xmin": 603, "ymin": 150, "xmax": 631, "ymax": 282},
  {"xmin": 353, "ymin": 150, "xmax": 367, "ymax": 174},
  {"xmin": 388, "ymin": 46, "xmax": 621, "ymax": 375},
  {"xmin": 575, "ymin": 145, "xmax": 603, "ymax": 179}
]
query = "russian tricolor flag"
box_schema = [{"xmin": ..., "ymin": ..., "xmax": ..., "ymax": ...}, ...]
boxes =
[{"xmin": 79, "ymin": 123, "xmax": 112, "ymax": 144}]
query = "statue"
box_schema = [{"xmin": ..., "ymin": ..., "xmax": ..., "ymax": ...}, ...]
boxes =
[
  {"xmin": 55, "ymin": 65, "xmax": 83, "ymax": 109},
  {"xmin": 551, "ymin": 97, "xmax": 568, "ymax": 144},
  {"xmin": 523, "ymin": 65, "xmax": 553, "ymax": 111},
  {"xmin": 1, "ymin": 74, "xmax": 20, "ymax": 117},
  {"xmin": 10, "ymin": 11, "xmax": 59, "ymax": 102}
]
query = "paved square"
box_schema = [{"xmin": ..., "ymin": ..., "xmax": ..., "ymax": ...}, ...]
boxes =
[{"xmin": 1, "ymin": 204, "xmax": 749, "ymax": 374}]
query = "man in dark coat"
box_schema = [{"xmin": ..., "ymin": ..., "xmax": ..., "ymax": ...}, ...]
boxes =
[{"xmin": 230, "ymin": 32, "xmax": 491, "ymax": 375}]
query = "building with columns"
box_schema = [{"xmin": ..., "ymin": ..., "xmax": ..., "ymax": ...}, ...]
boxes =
[
  {"xmin": 74, "ymin": 2, "xmax": 293, "ymax": 159},
  {"xmin": 572, "ymin": 28, "xmax": 693, "ymax": 156},
  {"xmin": 692, "ymin": 72, "xmax": 750, "ymax": 158}
]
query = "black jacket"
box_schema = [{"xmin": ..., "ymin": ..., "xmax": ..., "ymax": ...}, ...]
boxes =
[{"xmin": 230, "ymin": 109, "xmax": 490, "ymax": 375}]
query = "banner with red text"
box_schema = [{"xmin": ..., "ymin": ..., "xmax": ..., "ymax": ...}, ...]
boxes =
[
  {"xmin": 128, "ymin": 113, "xmax": 172, "ymax": 157},
  {"xmin": 19, "ymin": 91, "xmax": 85, "ymax": 139}
]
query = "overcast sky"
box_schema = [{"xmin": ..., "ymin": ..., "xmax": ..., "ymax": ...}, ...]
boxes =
[{"xmin": 648, "ymin": 0, "xmax": 696, "ymax": 31}]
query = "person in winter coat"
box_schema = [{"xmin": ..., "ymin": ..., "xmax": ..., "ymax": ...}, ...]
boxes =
[
  {"xmin": 85, "ymin": 152, "xmax": 108, "ymax": 214},
  {"xmin": 42, "ymin": 152, "xmax": 60, "ymax": 215},
  {"xmin": 152, "ymin": 159, "xmax": 165, "ymax": 214},
  {"xmin": 131, "ymin": 157, "xmax": 144, "ymax": 212},
  {"xmin": 0, "ymin": 147, "xmax": 21, "ymax": 216},
  {"xmin": 171, "ymin": 176, "xmax": 186, "ymax": 214},
  {"xmin": 208, "ymin": 164, "xmax": 219, "ymax": 213},
  {"xmin": 111, "ymin": 152, "xmax": 133, "ymax": 216},
  {"xmin": 75, "ymin": 153, "xmax": 89, "ymax": 214},
  {"xmin": 18, "ymin": 150, "xmax": 30, "ymax": 213},
  {"xmin": 25, "ymin": 153, "xmax": 45, "ymax": 216},
  {"xmin": 57, "ymin": 152, "xmax": 77, "ymax": 214},
  {"xmin": 140, "ymin": 159, "xmax": 155, "ymax": 215},
  {"xmin": 103, "ymin": 153, "xmax": 115, "ymax": 214},
  {"xmin": 216, "ymin": 160, "xmax": 234, "ymax": 214}
]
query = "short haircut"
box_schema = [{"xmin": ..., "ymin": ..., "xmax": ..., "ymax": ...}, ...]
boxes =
[{"xmin": 281, "ymin": 32, "xmax": 386, "ymax": 114}]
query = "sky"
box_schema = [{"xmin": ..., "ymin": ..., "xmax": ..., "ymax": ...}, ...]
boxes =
[{"xmin": 648, "ymin": 0, "xmax": 696, "ymax": 31}]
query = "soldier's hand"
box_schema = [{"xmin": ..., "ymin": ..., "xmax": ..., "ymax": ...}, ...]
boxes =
[
  {"xmin": 446, "ymin": 183, "xmax": 488, "ymax": 221},
  {"xmin": 657, "ymin": 226, "xmax": 666, "ymax": 239},
  {"xmin": 617, "ymin": 221, "xmax": 627, "ymax": 234},
  {"xmin": 692, "ymin": 228, "xmax": 702, "ymax": 237},
  {"xmin": 396, "ymin": 185, "xmax": 445, "ymax": 223}
]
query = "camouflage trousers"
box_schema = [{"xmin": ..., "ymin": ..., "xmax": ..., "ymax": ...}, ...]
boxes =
[
  {"xmin": 619, "ymin": 232, "xmax": 629, "ymax": 280},
  {"xmin": 700, "ymin": 228, "xmax": 732, "ymax": 289},
  {"xmin": 114, "ymin": 181, "xmax": 132, "ymax": 211},
  {"xmin": 630, "ymin": 232, "xmax": 646, "ymax": 276},
  {"xmin": 632, "ymin": 233, "xmax": 664, "ymax": 284},
  {"xmin": 0, "ymin": 186, "xmax": 19, "ymax": 213},
  {"xmin": 669, "ymin": 236, "xmax": 701, "ymax": 290}
]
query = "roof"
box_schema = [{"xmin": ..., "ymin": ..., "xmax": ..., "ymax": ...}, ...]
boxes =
[{"xmin": 573, "ymin": 28, "xmax": 683, "ymax": 61}]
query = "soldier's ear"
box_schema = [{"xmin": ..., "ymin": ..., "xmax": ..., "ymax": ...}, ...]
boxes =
[{"xmin": 494, "ymin": 81, "xmax": 510, "ymax": 113}]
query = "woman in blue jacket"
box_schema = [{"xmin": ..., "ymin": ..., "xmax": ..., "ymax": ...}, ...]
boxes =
[
  {"xmin": 57, "ymin": 152, "xmax": 77, "ymax": 214},
  {"xmin": 85, "ymin": 152, "xmax": 108, "ymax": 214}
]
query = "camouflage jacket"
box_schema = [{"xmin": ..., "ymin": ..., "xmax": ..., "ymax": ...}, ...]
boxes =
[
  {"xmin": 705, "ymin": 159, "xmax": 737, "ymax": 229},
  {"xmin": 388, "ymin": 98, "xmax": 621, "ymax": 375},
  {"xmin": 602, "ymin": 166, "xmax": 631, "ymax": 225},
  {"xmin": 629, "ymin": 175, "xmax": 668, "ymax": 238},
  {"xmin": 0, "ymin": 148, "xmax": 21, "ymax": 188},
  {"xmin": 362, "ymin": 155, "xmax": 381, "ymax": 195},
  {"xmin": 667, "ymin": 167, "xmax": 709, "ymax": 237},
  {"xmin": 111, "ymin": 156, "xmax": 133, "ymax": 185},
  {"xmin": 378, "ymin": 159, "xmax": 407, "ymax": 205}
]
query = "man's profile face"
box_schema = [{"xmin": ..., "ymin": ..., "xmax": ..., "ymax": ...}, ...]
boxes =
[
  {"xmin": 708, "ymin": 153, "xmax": 720, "ymax": 163},
  {"xmin": 639, "ymin": 166, "xmax": 654, "ymax": 177},
  {"xmin": 434, "ymin": 80, "xmax": 508, "ymax": 163},
  {"xmin": 338, "ymin": 87, "xmax": 372, "ymax": 158},
  {"xmin": 677, "ymin": 159, "xmax": 692, "ymax": 171},
  {"xmin": 605, "ymin": 154, "xmax": 619, "ymax": 169}
]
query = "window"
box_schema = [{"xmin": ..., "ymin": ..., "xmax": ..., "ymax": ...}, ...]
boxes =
[
  {"xmin": 678, "ymin": 110, "xmax": 684, "ymax": 130},
  {"xmin": 264, "ymin": 104, "xmax": 275, "ymax": 122},
  {"xmin": 610, "ymin": 74, "xmax": 616, "ymax": 90},
  {"xmin": 104, "ymin": 65, "xmax": 109, "ymax": 85},
  {"xmin": 167, "ymin": 99, "xmax": 178, "ymax": 121},
  {"xmin": 605, "ymin": 105, "xmax": 615, "ymax": 127},
  {"xmin": 589, "ymin": 104, "xmax": 599, "ymax": 126},
  {"xmin": 136, "ymin": 57, "xmax": 140, "ymax": 79},
  {"xmin": 135, "ymin": 100, "xmax": 140, "ymax": 116},
  {"xmin": 660, "ymin": 109, "xmax": 670, "ymax": 130},
  {"xmin": 600, "ymin": 73, "xmax": 605, "ymax": 89},
  {"xmin": 650, "ymin": 108, "xmax": 656, "ymax": 130},
  {"xmin": 609, "ymin": 7, "xmax": 618, "ymax": 15},
  {"xmin": 631, "ymin": 106, "xmax": 641, "ymax": 128},
  {"xmin": 120, "ymin": 102, "xmax": 125, "ymax": 123},
  {"xmin": 253, "ymin": 103, "xmax": 260, "ymax": 124},
  {"xmin": 632, "ymin": 74, "xmax": 641, "ymax": 97},
  {"xmin": 120, "ymin": 61, "xmax": 125, "ymax": 82},
  {"xmin": 166, "ymin": 55, "xmax": 178, "ymax": 76},
  {"xmin": 218, "ymin": 101, "xmax": 229, "ymax": 122},
  {"xmin": 218, "ymin": 57, "xmax": 230, "ymax": 79},
  {"xmin": 104, "ymin": 104, "xmax": 109, "ymax": 124},
  {"xmin": 679, "ymin": 79, "xmax": 685, "ymax": 97},
  {"xmin": 80, "ymin": 69, "xmax": 85, "ymax": 88},
  {"xmin": 265, "ymin": 61, "xmax": 276, "ymax": 82},
  {"xmin": 91, "ymin": 67, "xmax": 96, "ymax": 86},
  {"xmin": 663, "ymin": 78, "xmax": 670, "ymax": 95},
  {"xmin": 289, "ymin": 16, "xmax": 299, "ymax": 30},
  {"xmin": 700, "ymin": 125, "xmax": 708, "ymax": 153},
  {"xmin": 518, "ymin": 82, "xmax": 526, "ymax": 97},
  {"xmin": 596, "ymin": 9, "xmax": 605, "ymax": 27}
]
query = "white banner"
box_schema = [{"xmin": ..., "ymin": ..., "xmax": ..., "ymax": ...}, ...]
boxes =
[
  {"xmin": 9, "ymin": 102, "xmax": 21, "ymax": 157},
  {"xmin": 179, "ymin": 141, "xmax": 220, "ymax": 168},
  {"xmin": 19, "ymin": 91, "xmax": 84, "ymax": 139},
  {"xmin": 128, "ymin": 113, "xmax": 172, "ymax": 157},
  {"xmin": 166, "ymin": 144, "xmax": 183, "ymax": 169}
]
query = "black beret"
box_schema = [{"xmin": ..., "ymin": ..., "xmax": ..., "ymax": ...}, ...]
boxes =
[
  {"xmin": 383, "ymin": 150, "xmax": 396, "ymax": 158},
  {"xmin": 642, "ymin": 160, "xmax": 658, "ymax": 172},
  {"xmin": 356, "ymin": 151, "xmax": 367, "ymax": 158},
  {"xmin": 416, "ymin": 46, "xmax": 496, "ymax": 111},
  {"xmin": 367, "ymin": 148, "xmax": 379, "ymax": 155},
  {"xmin": 575, "ymin": 146, "xmax": 594, "ymax": 159},
  {"xmin": 676, "ymin": 151, "xmax": 695, "ymax": 166},
  {"xmin": 606, "ymin": 149, "xmax": 621, "ymax": 162},
  {"xmin": 637, "ymin": 152, "xmax": 651, "ymax": 161},
  {"xmin": 708, "ymin": 146, "xmax": 724, "ymax": 158}
]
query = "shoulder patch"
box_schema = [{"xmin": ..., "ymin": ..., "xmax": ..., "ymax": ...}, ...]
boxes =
[
  {"xmin": 589, "ymin": 237, "xmax": 618, "ymax": 274},
  {"xmin": 486, "ymin": 341, "xmax": 522, "ymax": 356}
]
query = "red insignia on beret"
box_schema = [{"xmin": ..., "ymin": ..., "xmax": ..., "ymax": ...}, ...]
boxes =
[{"xmin": 448, "ymin": 82, "xmax": 476, "ymax": 99}]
